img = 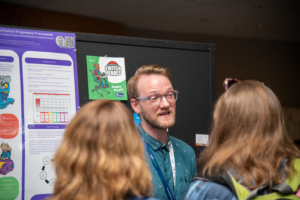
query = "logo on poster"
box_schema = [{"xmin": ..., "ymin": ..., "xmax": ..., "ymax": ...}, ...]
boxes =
[
  {"xmin": 105, "ymin": 61, "xmax": 122, "ymax": 76},
  {"xmin": 56, "ymin": 36, "xmax": 64, "ymax": 47},
  {"xmin": 116, "ymin": 93, "xmax": 124, "ymax": 97}
]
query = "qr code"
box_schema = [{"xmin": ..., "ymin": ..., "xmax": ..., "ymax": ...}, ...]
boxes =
[{"xmin": 65, "ymin": 36, "xmax": 74, "ymax": 48}]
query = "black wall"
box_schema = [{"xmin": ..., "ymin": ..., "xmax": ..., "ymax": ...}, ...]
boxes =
[{"xmin": 76, "ymin": 33, "xmax": 216, "ymax": 155}]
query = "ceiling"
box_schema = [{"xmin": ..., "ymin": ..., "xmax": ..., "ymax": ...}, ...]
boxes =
[{"xmin": 1, "ymin": 0, "xmax": 300, "ymax": 42}]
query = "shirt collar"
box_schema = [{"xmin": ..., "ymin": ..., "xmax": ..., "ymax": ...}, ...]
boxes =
[{"xmin": 138, "ymin": 124, "xmax": 170, "ymax": 151}]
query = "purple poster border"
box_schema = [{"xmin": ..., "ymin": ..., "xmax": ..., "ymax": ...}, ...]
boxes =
[{"xmin": 0, "ymin": 26, "xmax": 79, "ymax": 200}]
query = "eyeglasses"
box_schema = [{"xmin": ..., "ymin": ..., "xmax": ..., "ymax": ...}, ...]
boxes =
[
  {"xmin": 223, "ymin": 78, "xmax": 240, "ymax": 91},
  {"xmin": 135, "ymin": 90, "xmax": 179, "ymax": 106}
]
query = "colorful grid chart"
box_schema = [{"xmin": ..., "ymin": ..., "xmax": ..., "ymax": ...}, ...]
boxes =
[
  {"xmin": 33, "ymin": 93, "xmax": 71, "ymax": 124},
  {"xmin": 196, "ymin": 143, "xmax": 208, "ymax": 146}
]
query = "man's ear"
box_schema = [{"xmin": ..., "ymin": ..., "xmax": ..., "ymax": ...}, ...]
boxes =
[{"xmin": 131, "ymin": 99, "xmax": 141, "ymax": 114}]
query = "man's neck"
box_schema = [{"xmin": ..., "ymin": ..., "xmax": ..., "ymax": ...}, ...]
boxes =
[{"xmin": 140, "ymin": 121, "xmax": 168, "ymax": 144}]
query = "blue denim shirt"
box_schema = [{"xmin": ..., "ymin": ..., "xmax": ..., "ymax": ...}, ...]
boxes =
[
  {"xmin": 139, "ymin": 125, "xmax": 197, "ymax": 200},
  {"xmin": 183, "ymin": 180, "xmax": 238, "ymax": 200}
]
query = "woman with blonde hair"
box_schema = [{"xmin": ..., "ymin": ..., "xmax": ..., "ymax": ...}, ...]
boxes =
[
  {"xmin": 49, "ymin": 100, "xmax": 158, "ymax": 200},
  {"xmin": 184, "ymin": 80, "xmax": 300, "ymax": 200}
]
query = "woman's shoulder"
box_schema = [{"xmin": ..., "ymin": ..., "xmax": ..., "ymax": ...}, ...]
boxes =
[{"xmin": 183, "ymin": 179, "xmax": 238, "ymax": 200}]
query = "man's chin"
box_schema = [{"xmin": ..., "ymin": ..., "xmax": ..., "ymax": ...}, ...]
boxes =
[
  {"xmin": 156, "ymin": 119, "xmax": 175, "ymax": 130},
  {"xmin": 145, "ymin": 119, "xmax": 175, "ymax": 130},
  {"xmin": 141, "ymin": 110, "xmax": 176, "ymax": 130}
]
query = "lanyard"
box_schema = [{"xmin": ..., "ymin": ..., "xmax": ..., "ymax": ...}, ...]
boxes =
[
  {"xmin": 139, "ymin": 134, "xmax": 176, "ymax": 200},
  {"xmin": 168, "ymin": 141, "xmax": 176, "ymax": 187}
]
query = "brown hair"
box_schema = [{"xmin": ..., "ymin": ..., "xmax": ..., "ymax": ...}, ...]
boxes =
[
  {"xmin": 50, "ymin": 100, "xmax": 152, "ymax": 200},
  {"xmin": 127, "ymin": 65, "xmax": 171, "ymax": 100},
  {"xmin": 200, "ymin": 80, "xmax": 300, "ymax": 189}
]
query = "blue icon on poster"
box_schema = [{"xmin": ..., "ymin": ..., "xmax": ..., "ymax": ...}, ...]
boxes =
[{"xmin": 0, "ymin": 75, "xmax": 15, "ymax": 109}]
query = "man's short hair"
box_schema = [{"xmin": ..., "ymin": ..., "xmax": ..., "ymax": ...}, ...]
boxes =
[{"xmin": 127, "ymin": 65, "xmax": 171, "ymax": 100}]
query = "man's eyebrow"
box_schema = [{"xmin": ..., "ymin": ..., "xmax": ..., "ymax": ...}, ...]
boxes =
[
  {"xmin": 146, "ymin": 88, "xmax": 174, "ymax": 96},
  {"xmin": 145, "ymin": 91, "xmax": 158, "ymax": 96}
]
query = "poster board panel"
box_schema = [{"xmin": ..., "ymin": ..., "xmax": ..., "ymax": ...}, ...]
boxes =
[{"xmin": 76, "ymin": 33, "xmax": 216, "ymax": 155}]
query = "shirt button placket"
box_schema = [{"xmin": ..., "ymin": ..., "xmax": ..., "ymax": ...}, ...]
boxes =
[{"xmin": 162, "ymin": 149, "xmax": 167, "ymax": 173}]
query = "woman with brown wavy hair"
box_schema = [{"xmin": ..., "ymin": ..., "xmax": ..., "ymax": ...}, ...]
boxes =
[
  {"xmin": 49, "ymin": 100, "xmax": 158, "ymax": 200},
  {"xmin": 184, "ymin": 80, "xmax": 300, "ymax": 200}
]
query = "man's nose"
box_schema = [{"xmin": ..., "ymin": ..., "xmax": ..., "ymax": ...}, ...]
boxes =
[{"xmin": 159, "ymin": 95, "xmax": 170, "ymax": 108}]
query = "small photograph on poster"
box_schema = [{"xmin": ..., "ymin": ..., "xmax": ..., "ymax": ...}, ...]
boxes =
[
  {"xmin": 195, "ymin": 134, "xmax": 209, "ymax": 146},
  {"xmin": 86, "ymin": 56, "xmax": 128, "ymax": 100}
]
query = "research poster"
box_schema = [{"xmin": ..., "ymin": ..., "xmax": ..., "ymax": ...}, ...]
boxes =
[
  {"xmin": 0, "ymin": 27, "xmax": 79, "ymax": 200},
  {"xmin": 86, "ymin": 55, "xmax": 128, "ymax": 100}
]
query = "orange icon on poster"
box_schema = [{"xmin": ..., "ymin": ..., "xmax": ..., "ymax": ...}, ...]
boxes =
[{"xmin": 0, "ymin": 114, "xmax": 19, "ymax": 139}]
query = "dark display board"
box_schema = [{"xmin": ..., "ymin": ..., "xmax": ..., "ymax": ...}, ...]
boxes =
[{"xmin": 76, "ymin": 33, "xmax": 216, "ymax": 155}]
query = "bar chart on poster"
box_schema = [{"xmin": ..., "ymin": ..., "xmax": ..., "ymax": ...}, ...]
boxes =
[{"xmin": 33, "ymin": 93, "xmax": 70, "ymax": 124}]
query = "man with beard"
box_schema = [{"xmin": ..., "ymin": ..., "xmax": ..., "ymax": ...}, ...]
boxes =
[{"xmin": 127, "ymin": 65, "xmax": 197, "ymax": 200}]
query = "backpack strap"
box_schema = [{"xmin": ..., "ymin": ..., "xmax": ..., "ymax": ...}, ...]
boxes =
[
  {"xmin": 273, "ymin": 183, "xmax": 294, "ymax": 194},
  {"xmin": 245, "ymin": 182, "xmax": 295, "ymax": 200},
  {"xmin": 244, "ymin": 184, "xmax": 268, "ymax": 200}
]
